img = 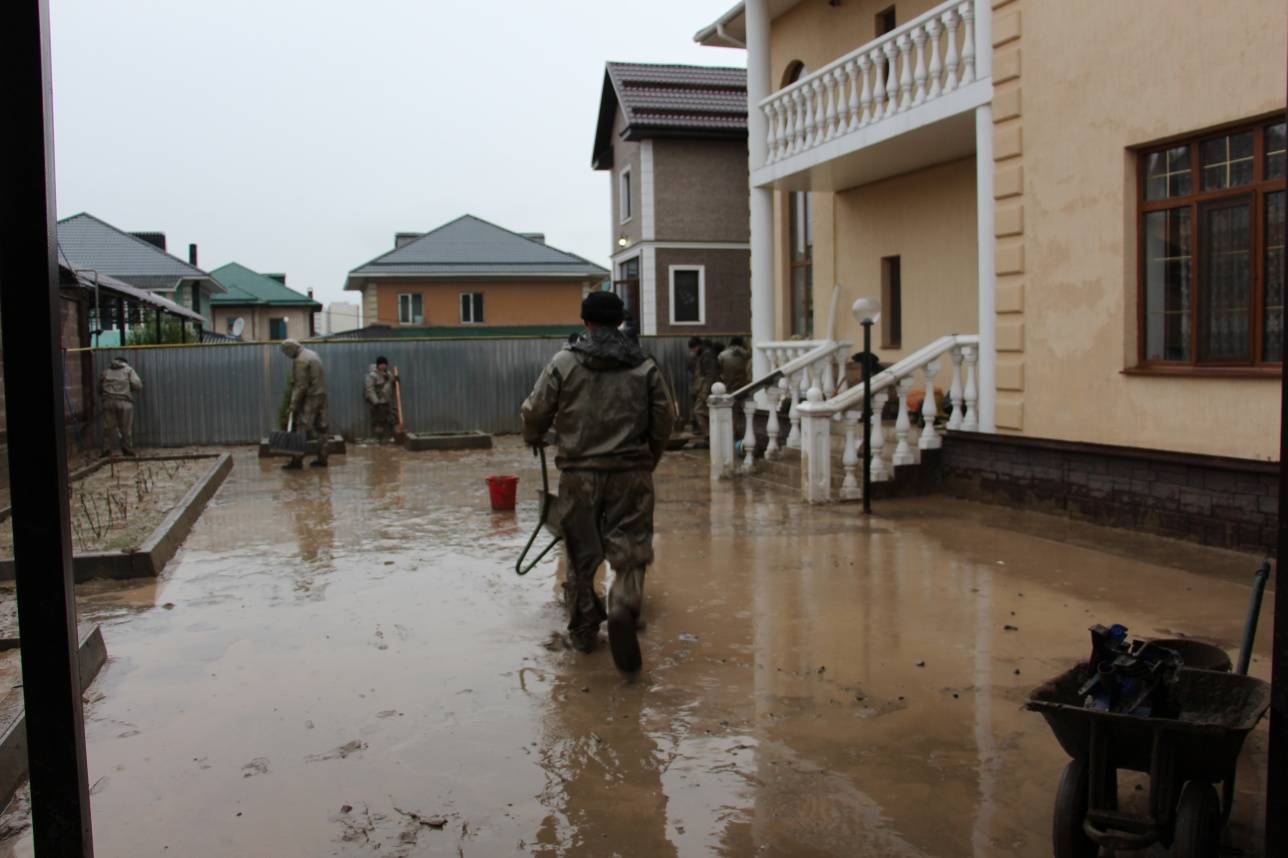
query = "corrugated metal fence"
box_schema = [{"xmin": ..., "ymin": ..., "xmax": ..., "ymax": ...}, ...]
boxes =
[{"xmin": 88, "ymin": 336, "xmax": 695, "ymax": 447}]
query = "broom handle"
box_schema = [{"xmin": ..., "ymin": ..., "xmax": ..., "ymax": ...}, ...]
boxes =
[
  {"xmin": 394, "ymin": 374, "xmax": 405, "ymax": 433},
  {"xmin": 287, "ymin": 412, "xmax": 294, "ymax": 432}
]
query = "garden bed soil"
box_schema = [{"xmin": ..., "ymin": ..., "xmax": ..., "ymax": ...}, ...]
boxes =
[{"xmin": 0, "ymin": 454, "xmax": 232, "ymax": 582}]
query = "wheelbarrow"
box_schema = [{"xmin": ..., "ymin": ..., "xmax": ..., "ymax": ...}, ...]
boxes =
[
  {"xmin": 1026, "ymin": 562, "xmax": 1272, "ymax": 857},
  {"xmin": 515, "ymin": 445, "xmax": 562, "ymax": 576}
]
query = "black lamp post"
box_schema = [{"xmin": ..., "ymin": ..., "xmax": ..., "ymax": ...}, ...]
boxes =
[{"xmin": 852, "ymin": 297, "xmax": 881, "ymax": 515}]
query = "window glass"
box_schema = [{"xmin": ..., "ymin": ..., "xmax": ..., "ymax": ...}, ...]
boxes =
[
  {"xmin": 672, "ymin": 270, "xmax": 701, "ymax": 323},
  {"xmin": 1145, "ymin": 145, "xmax": 1191, "ymax": 200},
  {"xmin": 1198, "ymin": 200, "xmax": 1252, "ymax": 361},
  {"xmin": 1265, "ymin": 191, "xmax": 1285, "ymax": 361},
  {"xmin": 1144, "ymin": 208, "xmax": 1193, "ymax": 361},
  {"xmin": 881, "ymin": 256, "xmax": 901, "ymax": 349},
  {"xmin": 269, "ymin": 318, "xmax": 287, "ymax": 340},
  {"xmin": 472, "ymin": 293, "xmax": 484, "ymax": 324},
  {"xmin": 1267, "ymin": 122, "xmax": 1286, "ymax": 181},
  {"xmin": 1200, "ymin": 131, "xmax": 1255, "ymax": 191},
  {"xmin": 789, "ymin": 191, "xmax": 814, "ymax": 336}
]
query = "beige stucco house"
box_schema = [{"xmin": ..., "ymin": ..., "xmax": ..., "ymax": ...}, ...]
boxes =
[
  {"xmin": 592, "ymin": 63, "xmax": 752, "ymax": 336},
  {"xmin": 697, "ymin": 0, "xmax": 1285, "ymax": 552}
]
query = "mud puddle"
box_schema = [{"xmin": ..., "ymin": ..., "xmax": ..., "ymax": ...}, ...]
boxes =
[{"xmin": 0, "ymin": 440, "xmax": 1271, "ymax": 856}]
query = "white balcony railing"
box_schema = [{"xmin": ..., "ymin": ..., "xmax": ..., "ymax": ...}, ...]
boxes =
[{"xmin": 759, "ymin": 0, "xmax": 978, "ymax": 168}]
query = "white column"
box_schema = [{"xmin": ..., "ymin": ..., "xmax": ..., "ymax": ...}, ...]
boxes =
[
  {"xmin": 799, "ymin": 387, "xmax": 831, "ymax": 503},
  {"xmin": 975, "ymin": 104, "xmax": 996, "ymax": 432},
  {"xmin": 747, "ymin": 0, "xmax": 774, "ymax": 379},
  {"xmin": 709, "ymin": 383, "xmax": 735, "ymax": 480}
]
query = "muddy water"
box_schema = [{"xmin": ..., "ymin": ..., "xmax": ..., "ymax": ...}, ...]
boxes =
[{"xmin": 0, "ymin": 440, "xmax": 1271, "ymax": 857}]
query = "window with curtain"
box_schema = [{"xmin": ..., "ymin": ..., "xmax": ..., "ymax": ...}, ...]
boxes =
[
  {"xmin": 1139, "ymin": 119, "xmax": 1285, "ymax": 367},
  {"xmin": 790, "ymin": 191, "xmax": 814, "ymax": 337}
]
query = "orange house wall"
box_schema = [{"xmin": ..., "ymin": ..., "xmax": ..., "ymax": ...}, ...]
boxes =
[{"xmin": 372, "ymin": 280, "xmax": 588, "ymax": 328}]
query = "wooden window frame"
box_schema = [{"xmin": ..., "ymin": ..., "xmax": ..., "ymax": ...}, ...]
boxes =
[
  {"xmin": 668, "ymin": 265, "xmax": 706, "ymax": 326},
  {"xmin": 1134, "ymin": 115, "xmax": 1286, "ymax": 376}
]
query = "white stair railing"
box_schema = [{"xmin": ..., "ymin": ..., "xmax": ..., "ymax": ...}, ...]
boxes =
[
  {"xmin": 708, "ymin": 339, "xmax": 851, "ymax": 479},
  {"xmin": 797, "ymin": 334, "xmax": 978, "ymax": 502}
]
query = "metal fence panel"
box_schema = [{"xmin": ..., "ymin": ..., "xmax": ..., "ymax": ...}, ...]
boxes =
[{"xmin": 90, "ymin": 336, "xmax": 695, "ymax": 447}]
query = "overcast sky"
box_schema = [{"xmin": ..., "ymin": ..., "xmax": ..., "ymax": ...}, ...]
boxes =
[{"xmin": 50, "ymin": 0, "xmax": 744, "ymax": 310}]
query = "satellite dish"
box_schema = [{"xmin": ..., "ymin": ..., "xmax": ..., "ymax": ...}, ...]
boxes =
[{"xmin": 231, "ymin": 317, "xmax": 245, "ymax": 338}]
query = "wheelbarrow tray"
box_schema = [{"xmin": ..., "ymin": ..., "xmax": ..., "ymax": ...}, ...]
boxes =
[{"xmin": 1027, "ymin": 664, "xmax": 1270, "ymax": 780}]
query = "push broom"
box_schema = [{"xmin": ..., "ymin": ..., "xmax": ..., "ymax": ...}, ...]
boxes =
[{"xmin": 268, "ymin": 412, "xmax": 308, "ymax": 457}]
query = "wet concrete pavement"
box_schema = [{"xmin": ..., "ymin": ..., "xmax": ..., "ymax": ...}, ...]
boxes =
[{"xmin": 0, "ymin": 439, "xmax": 1272, "ymax": 856}]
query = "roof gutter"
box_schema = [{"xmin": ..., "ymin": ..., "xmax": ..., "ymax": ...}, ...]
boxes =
[
  {"xmin": 717, "ymin": 20, "xmax": 746, "ymax": 48},
  {"xmin": 693, "ymin": 2, "xmax": 746, "ymax": 47}
]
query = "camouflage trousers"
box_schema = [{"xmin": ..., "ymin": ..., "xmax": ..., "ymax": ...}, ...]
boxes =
[
  {"xmin": 556, "ymin": 469, "xmax": 655, "ymax": 645},
  {"xmin": 294, "ymin": 393, "xmax": 329, "ymax": 464},
  {"xmin": 691, "ymin": 380, "xmax": 713, "ymax": 438},
  {"xmin": 369, "ymin": 402, "xmax": 395, "ymax": 440},
  {"xmin": 102, "ymin": 399, "xmax": 134, "ymax": 454}
]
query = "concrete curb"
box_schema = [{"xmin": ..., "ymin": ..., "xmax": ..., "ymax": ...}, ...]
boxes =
[
  {"xmin": 0, "ymin": 452, "xmax": 233, "ymax": 582},
  {"xmin": 0, "ymin": 625, "xmax": 108, "ymax": 808},
  {"xmin": 403, "ymin": 431, "xmax": 493, "ymax": 451}
]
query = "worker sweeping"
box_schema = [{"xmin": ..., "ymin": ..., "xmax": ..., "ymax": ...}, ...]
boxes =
[
  {"xmin": 521, "ymin": 291, "xmax": 673, "ymax": 672},
  {"xmin": 280, "ymin": 339, "xmax": 329, "ymax": 469},
  {"xmin": 99, "ymin": 356, "xmax": 142, "ymax": 457},
  {"xmin": 363, "ymin": 356, "xmax": 397, "ymax": 442}
]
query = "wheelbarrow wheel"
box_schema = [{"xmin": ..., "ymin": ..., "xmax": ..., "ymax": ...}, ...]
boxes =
[
  {"xmin": 1173, "ymin": 781, "xmax": 1221, "ymax": 858},
  {"xmin": 1053, "ymin": 758, "xmax": 1097, "ymax": 858}
]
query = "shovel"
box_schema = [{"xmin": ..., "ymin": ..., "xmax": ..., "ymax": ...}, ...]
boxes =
[
  {"xmin": 394, "ymin": 370, "xmax": 405, "ymax": 437},
  {"xmin": 268, "ymin": 412, "xmax": 308, "ymax": 457}
]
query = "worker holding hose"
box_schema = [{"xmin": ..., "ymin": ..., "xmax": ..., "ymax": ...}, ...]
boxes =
[{"xmin": 520, "ymin": 291, "xmax": 673, "ymax": 672}]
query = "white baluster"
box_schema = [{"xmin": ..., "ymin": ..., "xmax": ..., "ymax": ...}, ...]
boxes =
[
  {"xmin": 857, "ymin": 54, "xmax": 873, "ymax": 127},
  {"xmin": 790, "ymin": 89, "xmax": 805, "ymax": 153},
  {"xmin": 870, "ymin": 48, "xmax": 886, "ymax": 120},
  {"xmin": 941, "ymin": 8, "xmax": 960, "ymax": 93},
  {"xmin": 883, "ymin": 41, "xmax": 899, "ymax": 117},
  {"xmin": 844, "ymin": 60, "xmax": 860, "ymax": 132},
  {"xmin": 774, "ymin": 100, "xmax": 788, "ymax": 160},
  {"xmin": 762, "ymin": 104, "xmax": 777, "ymax": 164},
  {"xmin": 918, "ymin": 358, "xmax": 942, "ymax": 450},
  {"xmin": 800, "ymin": 86, "xmax": 816, "ymax": 150},
  {"xmin": 961, "ymin": 345, "xmax": 978, "ymax": 431},
  {"xmin": 821, "ymin": 354, "xmax": 835, "ymax": 396},
  {"xmin": 896, "ymin": 35, "xmax": 912, "ymax": 112},
  {"xmin": 959, "ymin": 2, "xmax": 975, "ymax": 86},
  {"xmin": 893, "ymin": 376, "xmax": 916, "ymax": 466},
  {"xmin": 785, "ymin": 372, "xmax": 802, "ymax": 448},
  {"xmin": 870, "ymin": 389, "xmax": 890, "ymax": 481},
  {"xmin": 837, "ymin": 347, "xmax": 850, "ymax": 395},
  {"xmin": 823, "ymin": 71, "xmax": 838, "ymax": 140},
  {"xmin": 741, "ymin": 397, "xmax": 758, "ymax": 472},
  {"xmin": 812, "ymin": 78, "xmax": 826, "ymax": 147},
  {"xmin": 709, "ymin": 382, "xmax": 733, "ymax": 480},
  {"xmin": 911, "ymin": 26, "xmax": 928, "ymax": 106},
  {"xmin": 947, "ymin": 346, "xmax": 965, "ymax": 430},
  {"xmin": 840, "ymin": 410, "xmax": 861, "ymax": 500},
  {"xmin": 765, "ymin": 382, "xmax": 782, "ymax": 459},
  {"xmin": 925, "ymin": 18, "xmax": 943, "ymax": 100}
]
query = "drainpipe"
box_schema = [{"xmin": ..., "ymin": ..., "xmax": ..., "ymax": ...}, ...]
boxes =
[
  {"xmin": 746, "ymin": 0, "xmax": 774, "ymax": 378},
  {"xmin": 973, "ymin": 0, "xmax": 996, "ymax": 432}
]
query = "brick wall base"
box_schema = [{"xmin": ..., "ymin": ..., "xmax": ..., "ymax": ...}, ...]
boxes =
[{"xmin": 941, "ymin": 431, "xmax": 1278, "ymax": 555}]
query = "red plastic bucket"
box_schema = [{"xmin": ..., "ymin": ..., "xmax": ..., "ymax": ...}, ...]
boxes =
[{"xmin": 486, "ymin": 475, "xmax": 519, "ymax": 511}]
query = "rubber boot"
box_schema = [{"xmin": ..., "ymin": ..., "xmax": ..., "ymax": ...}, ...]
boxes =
[{"xmin": 608, "ymin": 566, "xmax": 644, "ymax": 673}]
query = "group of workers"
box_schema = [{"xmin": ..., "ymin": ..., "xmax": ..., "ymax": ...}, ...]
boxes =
[{"xmin": 687, "ymin": 335, "xmax": 750, "ymax": 444}]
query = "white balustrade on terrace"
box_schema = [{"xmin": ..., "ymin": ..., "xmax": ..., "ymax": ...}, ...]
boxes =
[
  {"xmin": 757, "ymin": 0, "xmax": 986, "ymax": 182},
  {"xmin": 708, "ymin": 339, "xmax": 852, "ymax": 480},
  {"xmin": 796, "ymin": 334, "xmax": 979, "ymax": 503}
]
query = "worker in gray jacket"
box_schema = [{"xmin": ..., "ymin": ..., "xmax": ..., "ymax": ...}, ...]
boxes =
[
  {"xmin": 521, "ymin": 291, "xmax": 674, "ymax": 672},
  {"xmin": 363, "ymin": 356, "xmax": 396, "ymax": 442},
  {"xmin": 99, "ymin": 356, "xmax": 142, "ymax": 457},
  {"xmin": 718, "ymin": 336, "xmax": 752, "ymax": 392},
  {"xmin": 281, "ymin": 339, "xmax": 329, "ymax": 469}
]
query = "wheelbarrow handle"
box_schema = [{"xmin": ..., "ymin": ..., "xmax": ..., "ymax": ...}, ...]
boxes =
[{"xmin": 516, "ymin": 446, "xmax": 561, "ymax": 576}]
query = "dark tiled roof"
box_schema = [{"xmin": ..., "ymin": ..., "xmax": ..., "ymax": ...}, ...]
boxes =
[
  {"xmin": 593, "ymin": 62, "xmax": 747, "ymax": 169},
  {"xmin": 56, "ymin": 212, "xmax": 224, "ymax": 293},
  {"xmin": 346, "ymin": 215, "xmax": 608, "ymax": 287}
]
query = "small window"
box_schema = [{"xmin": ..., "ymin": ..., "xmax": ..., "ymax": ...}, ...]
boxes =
[
  {"xmin": 881, "ymin": 256, "xmax": 902, "ymax": 348},
  {"xmin": 876, "ymin": 6, "xmax": 897, "ymax": 37},
  {"xmin": 460, "ymin": 292, "xmax": 484, "ymax": 324},
  {"xmin": 669, "ymin": 266, "xmax": 705, "ymax": 325},
  {"xmin": 619, "ymin": 167, "xmax": 632, "ymax": 223},
  {"xmin": 269, "ymin": 318, "xmax": 288, "ymax": 341},
  {"xmin": 399, "ymin": 293, "xmax": 424, "ymax": 325}
]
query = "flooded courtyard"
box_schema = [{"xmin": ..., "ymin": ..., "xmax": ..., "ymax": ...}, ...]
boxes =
[{"xmin": 0, "ymin": 439, "xmax": 1272, "ymax": 856}]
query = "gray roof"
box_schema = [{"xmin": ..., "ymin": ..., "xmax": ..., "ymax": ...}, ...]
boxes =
[
  {"xmin": 346, "ymin": 215, "xmax": 608, "ymax": 288},
  {"xmin": 57, "ymin": 247, "xmax": 204, "ymax": 322},
  {"xmin": 57, "ymin": 212, "xmax": 224, "ymax": 293},
  {"xmin": 593, "ymin": 62, "xmax": 747, "ymax": 170}
]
